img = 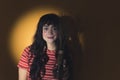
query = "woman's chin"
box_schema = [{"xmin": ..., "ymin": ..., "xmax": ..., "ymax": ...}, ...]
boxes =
[{"xmin": 46, "ymin": 40, "xmax": 55, "ymax": 44}]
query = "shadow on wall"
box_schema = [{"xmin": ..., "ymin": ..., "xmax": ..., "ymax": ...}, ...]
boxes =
[{"xmin": 61, "ymin": 15, "xmax": 84, "ymax": 80}]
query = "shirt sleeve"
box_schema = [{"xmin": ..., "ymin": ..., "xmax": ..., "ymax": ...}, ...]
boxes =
[{"xmin": 17, "ymin": 46, "xmax": 30, "ymax": 69}]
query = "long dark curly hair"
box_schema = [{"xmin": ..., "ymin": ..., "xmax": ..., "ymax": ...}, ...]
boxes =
[{"xmin": 29, "ymin": 13, "xmax": 72, "ymax": 80}]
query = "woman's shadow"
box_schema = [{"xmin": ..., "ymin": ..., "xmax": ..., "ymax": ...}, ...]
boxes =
[{"xmin": 61, "ymin": 15, "xmax": 83, "ymax": 80}]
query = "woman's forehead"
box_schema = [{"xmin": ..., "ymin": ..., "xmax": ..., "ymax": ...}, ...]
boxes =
[{"xmin": 43, "ymin": 24, "xmax": 55, "ymax": 27}]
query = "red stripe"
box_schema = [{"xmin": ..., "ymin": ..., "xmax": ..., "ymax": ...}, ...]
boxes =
[{"xmin": 17, "ymin": 46, "xmax": 57, "ymax": 80}]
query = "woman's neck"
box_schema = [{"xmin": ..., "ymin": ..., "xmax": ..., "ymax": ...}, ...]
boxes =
[{"xmin": 47, "ymin": 42, "xmax": 56, "ymax": 50}]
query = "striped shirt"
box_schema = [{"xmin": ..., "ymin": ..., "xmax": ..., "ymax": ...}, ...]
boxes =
[{"xmin": 17, "ymin": 46, "xmax": 57, "ymax": 80}]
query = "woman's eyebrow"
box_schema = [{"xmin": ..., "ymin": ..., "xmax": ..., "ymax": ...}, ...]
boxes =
[
  {"xmin": 43, "ymin": 25, "xmax": 48, "ymax": 27},
  {"xmin": 43, "ymin": 24, "xmax": 55, "ymax": 28}
]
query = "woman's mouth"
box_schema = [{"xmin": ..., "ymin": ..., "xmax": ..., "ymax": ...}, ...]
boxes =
[{"xmin": 47, "ymin": 37, "xmax": 54, "ymax": 39}]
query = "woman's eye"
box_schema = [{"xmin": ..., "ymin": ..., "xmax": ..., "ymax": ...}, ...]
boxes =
[
  {"xmin": 53, "ymin": 27, "xmax": 57, "ymax": 30},
  {"xmin": 43, "ymin": 27, "xmax": 48, "ymax": 30}
]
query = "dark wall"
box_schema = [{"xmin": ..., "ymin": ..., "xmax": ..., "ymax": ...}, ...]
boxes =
[{"xmin": 0, "ymin": 0, "xmax": 120, "ymax": 80}]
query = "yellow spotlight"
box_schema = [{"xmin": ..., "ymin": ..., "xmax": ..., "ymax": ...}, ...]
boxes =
[{"xmin": 9, "ymin": 7, "xmax": 67, "ymax": 64}]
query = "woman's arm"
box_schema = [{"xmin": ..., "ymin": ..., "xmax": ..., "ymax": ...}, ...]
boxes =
[
  {"xmin": 18, "ymin": 68, "xmax": 27, "ymax": 80},
  {"xmin": 17, "ymin": 46, "xmax": 30, "ymax": 80}
]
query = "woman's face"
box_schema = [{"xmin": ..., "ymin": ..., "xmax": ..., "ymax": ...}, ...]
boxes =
[{"xmin": 42, "ymin": 24, "xmax": 58, "ymax": 44}]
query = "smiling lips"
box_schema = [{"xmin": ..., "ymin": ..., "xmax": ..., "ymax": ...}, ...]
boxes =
[{"xmin": 47, "ymin": 36, "xmax": 54, "ymax": 39}]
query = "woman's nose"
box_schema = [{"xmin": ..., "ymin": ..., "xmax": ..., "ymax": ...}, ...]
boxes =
[{"xmin": 48, "ymin": 28, "xmax": 53, "ymax": 34}]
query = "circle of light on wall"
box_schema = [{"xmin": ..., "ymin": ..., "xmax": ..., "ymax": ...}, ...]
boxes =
[{"xmin": 9, "ymin": 7, "xmax": 67, "ymax": 64}]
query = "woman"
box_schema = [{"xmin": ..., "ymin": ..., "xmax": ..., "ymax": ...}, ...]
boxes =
[{"xmin": 17, "ymin": 13, "xmax": 72, "ymax": 80}]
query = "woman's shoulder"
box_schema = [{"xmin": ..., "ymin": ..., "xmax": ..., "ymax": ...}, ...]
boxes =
[
  {"xmin": 23, "ymin": 45, "xmax": 32, "ymax": 51},
  {"xmin": 17, "ymin": 45, "xmax": 33, "ymax": 69},
  {"xmin": 22, "ymin": 45, "xmax": 32, "ymax": 55}
]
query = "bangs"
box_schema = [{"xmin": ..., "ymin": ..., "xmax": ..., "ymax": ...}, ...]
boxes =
[
  {"xmin": 43, "ymin": 20, "xmax": 59, "ymax": 28},
  {"xmin": 40, "ymin": 14, "xmax": 60, "ymax": 28}
]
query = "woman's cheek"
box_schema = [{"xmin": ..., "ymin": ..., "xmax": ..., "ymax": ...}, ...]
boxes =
[{"xmin": 42, "ymin": 31, "xmax": 47, "ymax": 40}]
